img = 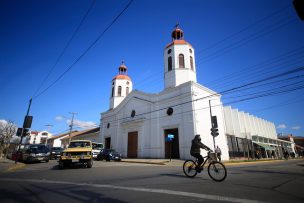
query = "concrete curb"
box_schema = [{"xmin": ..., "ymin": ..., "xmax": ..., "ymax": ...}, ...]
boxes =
[
  {"xmin": 0, "ymin": 158, "xmax": 27, "ymax": 173},
  {"xmin": 121, "ymin": 160, "xmax": 169, "ymax": 165},
  {"xmin": 6, "ymin": 162, "xmax": 27, "ymax": 172}
]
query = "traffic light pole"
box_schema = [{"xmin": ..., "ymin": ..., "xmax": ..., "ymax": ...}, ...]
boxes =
[
  {"xmin": 15, "ymin": 98, "xmax": 33, "ymax": 164},
  {"xmin": 209, "ymin": 100, "xmax": 216, "ymax": 150}
]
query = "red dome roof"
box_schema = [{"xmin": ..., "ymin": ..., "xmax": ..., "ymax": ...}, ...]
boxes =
[
  {"xmin": 112, "ymin": 74, "xmax": 131, "ymax": 81},
  {"xmin": 166, "ymin": 39, "xmax": 192, "ymax": 48}
]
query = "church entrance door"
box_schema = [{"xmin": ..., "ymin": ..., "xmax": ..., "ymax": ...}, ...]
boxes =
[
  {"xmin": 128, "ymin": 131, "xmax": 138, "ymax": 158},
  {"xmin": 164, "ymin": 128, "xmax": 180, "ymax": 159},
  {"xmin": 105, "ymin": 137, "xmax": 111, "ymax": 149}
]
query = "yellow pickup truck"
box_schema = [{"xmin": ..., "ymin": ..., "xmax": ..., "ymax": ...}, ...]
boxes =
[{"xmin": 59, "ymin": 140, "xmax": 93, "ymax": 169}]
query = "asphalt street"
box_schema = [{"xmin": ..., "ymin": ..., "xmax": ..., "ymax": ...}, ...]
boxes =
[{"xmin": 0, "ymin": 159, "xmax": 303, "ymax": 203}]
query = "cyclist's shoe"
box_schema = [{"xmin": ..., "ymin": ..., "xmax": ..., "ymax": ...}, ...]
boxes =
[{"xmin": 195, "ymin": 166, "xmax": 202, "ymax": 173}]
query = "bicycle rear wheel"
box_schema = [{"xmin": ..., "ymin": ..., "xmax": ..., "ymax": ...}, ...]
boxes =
[
  {"xmin": 183, "ymin": 160, "xmax": 198, "ymax": 178},
  {"xmin": 207, "ymin": 161, "xmax": 227, "ymax": 182}
]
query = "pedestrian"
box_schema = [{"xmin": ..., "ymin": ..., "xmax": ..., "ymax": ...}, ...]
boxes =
[{"xmin": 215, "ymin": 145, "xmax": 222, "ymax": 162}]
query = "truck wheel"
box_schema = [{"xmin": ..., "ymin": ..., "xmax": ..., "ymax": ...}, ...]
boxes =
[{"xmin": 87, "ymin": 159, "xmax": 93, "ymax": 168}]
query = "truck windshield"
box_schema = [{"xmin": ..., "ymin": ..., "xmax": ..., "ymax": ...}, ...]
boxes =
[{"xmin": 69, "ymin": 142, "xmax": 91, "ymax": 148}]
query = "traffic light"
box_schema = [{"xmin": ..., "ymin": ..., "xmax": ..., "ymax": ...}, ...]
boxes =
[
  {"xmin": 16, "ymin": 128, "xmax": 23, "ymax": 137},
  {"xmin": 211, "ymin": 116, "xmax": 218, "ymax": 128},
  {"xmin": 211, "ymin": 127, "xmax": 219, "ymax": 137},
  {"xmin": 22, "ymin": 128, "xmax": 30, "ymax": 137}
]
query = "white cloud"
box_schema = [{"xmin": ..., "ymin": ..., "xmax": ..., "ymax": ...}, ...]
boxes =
[
  {"xmin": 0, "ymin": 119, "xmax": 8, "ymax": 125},
  {"xmin": 277, "ymin": 124, "xmax": 287, "ymax": 129},
  {"xmin": 291, "ymin": 126, "xmax": 301, "ymax": 130},
  {"xmin": 66, "ymin": 119, "xmax": 97, "ymax": 129},
  {"xmin": 55, "ymin": 116, "xmax": 64, "ymax": 121}
]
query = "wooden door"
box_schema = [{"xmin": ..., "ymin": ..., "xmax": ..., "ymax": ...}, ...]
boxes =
[{"xmin": 128, "ymin": 132, "xmax": 138, "ymax": 158}]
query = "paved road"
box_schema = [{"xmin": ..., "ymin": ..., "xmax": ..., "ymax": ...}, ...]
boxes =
[{"xmin": 0, "ymin": 159, "xmax": 303, "ymax": 202}]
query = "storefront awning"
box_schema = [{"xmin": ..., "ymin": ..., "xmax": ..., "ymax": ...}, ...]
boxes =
[{"xmin": 254, "ymin": 142, "xmax": 276, "ymax": 151}]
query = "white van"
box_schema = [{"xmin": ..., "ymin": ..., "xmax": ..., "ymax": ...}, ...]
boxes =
[{"xmin": 92, "ymin": 142, "xmax": 104, "ymax": 159}]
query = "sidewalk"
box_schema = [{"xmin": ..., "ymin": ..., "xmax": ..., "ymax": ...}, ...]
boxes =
[
  {"xmin": 121, "ymin": 158, "xmax": 303, "ymax": 166},
  {"xmin": 0, "ymin": 158, "xmax": 26, "ymax": 173}
]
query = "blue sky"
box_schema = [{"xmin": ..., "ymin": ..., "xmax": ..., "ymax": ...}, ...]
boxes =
[{"xmin": 1, "ymin": 0, "xmax": 303, "ymax": 136}]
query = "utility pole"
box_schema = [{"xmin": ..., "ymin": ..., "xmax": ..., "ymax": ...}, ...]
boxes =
[
  {"xmin": 45, "ymin": 124, "xmax": 53, "ymax": 146},
  {"xmin": 68, "ymin": 112, "xmax": 77, "ymax": 145},
  {"xmin": 16, "ymin": 98, "xmax": 33, "ymax": 164},
  {"xmin": 209, "ymin": 100, "xmax": 216, "ymax": 150}
]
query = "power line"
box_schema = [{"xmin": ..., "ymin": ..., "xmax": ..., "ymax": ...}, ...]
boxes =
[
  {"xmin": 33, "ymin": 0, "xmax": 134, "ymax": 99},
  {"xmin": 196, "ymin": 16, "xmax": 297, "ymax": 65},
  {"xmin": 101, "ymin": 84, "xmax": 304, "ymax": 129},
  {"xmin": 32, "ymin": 0, "xmax": 97, "ymax": 98},
  {"xmin": 196, "ymin": 4, "xmax": 291, "ymax": 55},
  {"xmin": 101, "ymin": 66, "xmax": 304, "ymax": 124},
  {"xmin": 203, "ymin": 46, "xmax": 304, "ymax": 87},
  {"xmin": 249, "ymin": 96, "xmax": 303, "ymax": 113}
]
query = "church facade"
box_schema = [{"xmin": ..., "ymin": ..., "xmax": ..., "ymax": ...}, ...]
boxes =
[
  {"xmin": 99, "ymin": 25, "xmax": 296, "ymax": 160},
  {"xmin": 99, "ymin": 25, "xmax": 230, "ymax": 160}
]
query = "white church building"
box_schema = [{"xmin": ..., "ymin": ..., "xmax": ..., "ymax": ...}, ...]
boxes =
[{"xmin": 99, "ymin": 25, "xmax": 289, "ymax": 161}]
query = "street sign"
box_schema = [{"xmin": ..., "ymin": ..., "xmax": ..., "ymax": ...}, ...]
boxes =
[
  {"xmin": 23, "ymin": 116, "xmax": 33, "ymax": 128},
  {"xmin": 168, "ymin": 134, "xmax": 174, "ymax": 139},
  {"xmin": 166, "ymin": 134, "xmax": 174, "ymax": 142}
]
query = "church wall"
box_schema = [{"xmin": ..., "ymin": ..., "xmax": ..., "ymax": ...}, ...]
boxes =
[
  {"xmin": 223, "ymin": 106, "xmax": 278, "ymax": 140},
  {"xmin": 191, "ymin": 84, "xmax": 230, "ymax": 161},
  {"xmin": 156, "ymin": 84, "xmax": 195, "ymax": 159}
]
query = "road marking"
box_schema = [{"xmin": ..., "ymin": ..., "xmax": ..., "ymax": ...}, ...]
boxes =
[{"xmin": 0, "ymin": 178, "xmax": 267, "ymax": 203}]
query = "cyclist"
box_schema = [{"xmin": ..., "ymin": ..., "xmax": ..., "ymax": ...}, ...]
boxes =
[{"xmin": 190, "ymin": 134, "xmax": 212, "ymax": 172}]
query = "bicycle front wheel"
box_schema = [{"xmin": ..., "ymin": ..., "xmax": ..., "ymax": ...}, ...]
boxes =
[
  {"xmin": 183, "ymin": 160, "xmax": 198, "ymax": 178},
  {"xmin": 208, "ymin": 161, "xmax": 227, "ymax": 182}
]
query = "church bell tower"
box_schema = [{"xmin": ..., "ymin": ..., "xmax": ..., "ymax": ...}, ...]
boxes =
[
  {"xmin": 110, "ymin": 61, "xmax": 133, "ymax": 109},
  {"xmin": 164, "ymin": 24, "xmax": 197, "ymax": 89}
]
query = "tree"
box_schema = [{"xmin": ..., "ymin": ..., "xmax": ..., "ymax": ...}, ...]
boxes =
[{"xmin": 0, "ymin": 120, "xmax": 17, "ymax": 159}]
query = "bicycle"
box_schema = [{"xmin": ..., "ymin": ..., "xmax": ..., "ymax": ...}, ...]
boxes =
[{"xmin": 183, "ymin": 151, "xmax": 227, "ymax": 182}]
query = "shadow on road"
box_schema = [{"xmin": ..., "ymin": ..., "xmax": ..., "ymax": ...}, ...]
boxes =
[
  {"xmin": 7, "ymin": 183, "xmax": 128, "ymax": 203},
  {"xmin": 240, "ymin": 169, "xmax": 303, "ymax": 176},
  {"xmin": 51, "ymin": 164, "xmax": 90, "ymax": 170}
]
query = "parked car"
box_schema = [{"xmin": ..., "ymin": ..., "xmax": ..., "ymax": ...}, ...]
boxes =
[
  {"xmin": 6, "ymin": 150, "xmax": 21, "ymax": 161},
  {"xmin": 50, "ymin": 147, "xmax": 64, "ymax": 159},
  {"xmin": 20, "ymin": 144, "xmax": 50, "ymax": 163},
  {"xmin": 92, "ymin": 142, "xmax": 104, "ymax": 160},
  {"xmin": 96, "ymin": 149, "xmax": 121, "ymax": 161}
]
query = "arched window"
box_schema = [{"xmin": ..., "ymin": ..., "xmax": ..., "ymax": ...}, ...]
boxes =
[
  {"xmin": 118, "ymin": 86, "xmax": 122, "ymax": 96},
  {"xmin": 190, "ymin": 56, "xmax": 194, "ymax": 70},
  {"xmin": 179, "ymin": 54, "xmax": 185, "ymax": 68},
  {"xmin": 168, "ymin": 56, "xmax": 172, "ymax": 71},
  {"xmin": 111, "ymin": 87, "xmax": 114, "ymax": 97},
  {"xmin": 126, "ymin": 87, "xmax": 129, "ymax": 95}
]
